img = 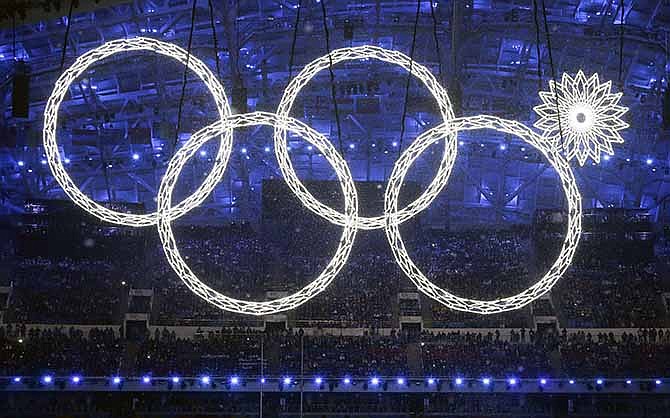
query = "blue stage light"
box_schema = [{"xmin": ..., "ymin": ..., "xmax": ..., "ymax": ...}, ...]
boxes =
[
  {"xmin": 42, "ymin": 376, "xmax": 53, "ymax": 384},
  {"xmin": 455, "ymin": 378, "xmax": 463, "ymax": 386},
  {"xmin": 427, "ymin": 378, "xmax": 435, "ymax": 385},
  {"xmin": 142, "ymin": 376, "xmax": 151, "ymax": 384},
  {"xmin": 343, "ymin": 377, "xmax": 351, "ymax": 385},
  {"xmin": 596, "ymin": 378, "xmax": 604, "ymax": 385},
  {"xmin": 200, "ymin": 376, "xmax": 210, "ymax": 385},
  {"xmin": 499, "ymin": 144, "xmax": 506, "ymax": 150},
  {"xmin": 64, "ymin": 158, "xmax": 71, "ymax": 164},
  {"xmin": 603, "ymin": 154, "xmax": 610, "ymax": 161},
  {"xmin": 646, "ymin": 158, "xmax": 653, "ymax": 165},
  {"xmin": 392, "ymin": 141, "xmax": 398, "ymax": 147},
  {"xmin": 71, "ymin": 376, "xmax": 81, "ymax": 384},
  {"xmin": 283, "ymin": 377, "xmax": 292, "ymax": 385},
  {"xmin": 371, "ymin": 377, "xmax": 380, "ymax": 386},
  {"xmin": 230, "ymin": 376, "xmax": 240, "ymax": 385},
  {"xmin": 482, "ymin": 378, "xmax": 491, "ymax": 385},
  {"xmin": 17, "ymin": 161, "xmax": 24, "ymax": 167},
  {"xmin": 112, "ymin": 377, "xmax": 121, "ymax": 385},
  {"xmin": 40, "ymin": 159, "xmax": 47, "ymax": 165},
  {"xmin": 569, "ymin": 379, "xmax": 575, "ymax": 385},
  {"xmin": 171, "ymin": 376, "xmax": 180, "ymax": 383},
  {"xmin": 508, "ymin": 378, "xmax": 517, "ymax": 386},
  {"xmin": 348, "ymin": 143, "xmax": 355, "ymax": 149},
  {"xmin": 458, "ymin": 140, "xmax": 465, "ymax": 146},
  {"xmin": 13, "ymin": 377, "xmax": 21, "ymax": 383},
  {"xmin": 656, "ymin": 379, "xmax": 662, "ymax": 385},
  {"xmin": 264, "ymin": 146, "xmax": 271, "ymax": 152},
  {"xmin": 307, "ymin": 145, "xmax": 313, "ymax": 151},
  {"xmin": 241, "ymin": 147, "xmax": 247, "ymax": 154},
  {"xmin": 625, "ymin": 379, "xmax": 632, "ymax": 385},
  {"xmin": 540, "ymin": 378, "xmax": 547, "ymax": 385},
  {"xmin": 199, "ymin": 150, "xmax": 207, "ymax": 157},
  {"xmin": 397, "ymin": 377, "xmax": 405, "ymax": 385},
  {"xmin": 260, "ymin": 378, "xmax": 266, "ymax": 384}
]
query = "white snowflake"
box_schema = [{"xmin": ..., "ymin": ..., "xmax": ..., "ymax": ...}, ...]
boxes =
[{"xmin": 534, "ymin": 71, "xmax": 629, "ymax": 166}]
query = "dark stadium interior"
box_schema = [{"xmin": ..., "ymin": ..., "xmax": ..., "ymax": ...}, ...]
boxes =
[{"xmin": 1, "ymin": 0, "xmax": 670, "ymax": 416}]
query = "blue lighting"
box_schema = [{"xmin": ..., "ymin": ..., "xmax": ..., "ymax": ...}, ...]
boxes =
[
  {"xmin": 260, "ymin": 378, "xmax": 266, "ymax": 384},
  {"xmin": 64, "ymin": 158, "xmax": 71, "ymax": 164},
  {"xmin": 13, "ymin": 377, "xmax": 21, "ymax": 383},
  {"xmin": 230, "ymin": 376, "xmax": 240, "ymax": 385},
  {"xmin": 71, "ymin": 376, "xmax": 81, "ymax": 384},
  {"xmin": 201, "ymin": 376, "xmax": 210, "ymax": 385},
  {"xmin": 241, "ymin": 147, "xmax": 247, "ymax": 154},
  {"xmin": 397, "ymin": 377, "xmax": 405, "ymax": 385},
  {"xmin": 283, "ymin": 377, "xmax": 292, "ymax": 385},
  {"xmin": 569, "ymin": 379, "xmax": 575, "ymax": 385},
  {"xmin": 540, "ymin": 378, "xmax": 547, "ymax": 385},
  {"xmin": 427, "ymin": 378, "xmax": 435, "ymax": 385},
  {"xmin": 112, "ymin": 377, "xmax": 121, "ymax": 385},
  {"xmin": 307, "ymin": 145, "xmax": 313, "ymax": 151},
  {"xmin": 459, "ymin": 140, "xmax": 465, "ymax": 146},
  {"xmin": 171, "ymin": 376, "xmax": 180, "ymax": 384},
  {"xmin": 40, "ymin": 159, "xmax": 47, "ymax": 165},
  {"xmin": 131, "ymin": 153, "xmax": 140, "ymax": 160},
  {"xmin": 499, "ymin": 144, "xmax": 506, "ymax": 150},
  {"xmin": 455, "ymin": 378, "xmax": 463, "ymax": 386},
  {"xmin": 343, "ymin": 377, "xmax": 351, "ymax": 385},
  {"xmin": 349, "ymin": 143, "xmax": 355, "ymax": 149},
  {"xmin": 646, "ymin": 158, "xmax": 653, "ymax": 165},
  {"xmin": 603, "ymin": 154, "xmax": 610, "ymax": 161},
  {"xmin": 264, "ymin": 146, "xmax": 271, "ymax": 152},
  {"xmin": 371, "ymin": 377, "xmax": 380, "ymax": 386},
  {"xmin": 482, "ymin": 378, "xmax": 491, "ymax": 386},
  {"xmin": 142, "ymin": 376, "xmax": 151, "ymax": 384},
  {"xmin": 315, "ymin": 377, "xmax": 323, "ymax": 385},
  {"xmin": 199, "ymin": 150, "xmax": 207, "ymax": 157},
  {"xmin": 392, "ymin": 141, "xmax": 398, "ymax": 147},
  {"xmin": 508, "ymin": 378, "xmax": 517, "ymax": 386},
  {"xmin": 596, "ymin": 378, "xmax": 604, "ymax": 385},
  {"xmin": 42, "ymin": 376, "xmax": 53, "ymax": 384},
  {"xmin": 625, "ymin": 379, "xmax": 632, "ymax": 385},
  {"xmin": 17, "ymin": 160, "xmax": 24, "ymax": 167},
  {"xmin": 656, "ymin": 379, "xmax": 662, "ymax": 385}
]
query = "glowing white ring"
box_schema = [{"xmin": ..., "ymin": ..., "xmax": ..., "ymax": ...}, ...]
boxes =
[
  {"xmin": 43, "ymin": 37, "xmax": 232, "ymax": 227},
  {"xmin": 156, "ymin": 112, "xmax": 358, "ymax": 315},
  {"xmin": 275, "ymin": 45, "xmax": 457, "ymax": 230},
  {"xmin": 385, "ymin": 115, "xmax": 582, "ymax": 314}
]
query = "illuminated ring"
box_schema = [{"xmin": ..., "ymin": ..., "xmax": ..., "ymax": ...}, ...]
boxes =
[
  {"xmin": 385, "ymin": 115, "xmax": 582, "ymax": 314},
  {"xmin": 157, "ymin": 111, "xmax": 358, "ymax": 315},
  {"xmin": 275, "ymin": 45, "xmax": 456, "ymax": 230},
  {"xmin": 43, "ymin": 37, "xmax": 232, "ymax": 227}
]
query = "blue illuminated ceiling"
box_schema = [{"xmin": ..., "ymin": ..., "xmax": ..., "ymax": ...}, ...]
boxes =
[{"xmin": 0, "ymin": 0, "xmax": 668, "ymax": 225}]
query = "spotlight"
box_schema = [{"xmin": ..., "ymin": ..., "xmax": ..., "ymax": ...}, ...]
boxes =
[
  {"xmin": 656, "ymin": 379, "xmax": 662, "ymax": 385},
  {"xmin": 392, "ymin": 141, "xmax": 398, "ymax": 147},
  {"xmin": 397, "ymin": 378, "xmax": 405, "ymax": 385},
  {"xmin": 112, "ymin": 377, "xmax": 121, "ymax": 385},
  {"xmin": 508, "ymin": 378, "xmax": 517, "ymax": 386},
  {"xmin": 142, "ymin": 376, "xmax": 151, "ymax": 384},
  {"xmin": 625, "ymin": 379, "xmax": 632, "ymax": 385},
  {"xmin": 646, "ymin": 158, "xmax": 653, "ymax": 165},
  {"xmin": 230, "ymin": 376, "xmax": 240, "ymax": 385},
  {"xmin": 540, "ymin": 379, "xmax": 547, "ymax": 385},
  {"xmin": 343, "ymin": 377, "xmax": 351, "ymax": 385},
  {"xmin": 199, "ymin": 150, "xmax": 207, "ymax": 157},
  {"xmin": 307, "ymin": 145, "xmax": 313, "ymax": 151},
  {"xmin": 283, "ymin": 377, "xmax": 292, "ymax": 385},
  {"xmin": 596, "ymin": 379, "xmax": 604, "ymax": 385},
  {"xmin": 264, "ymin": 146, "xmax": 271, "ymax": 152},
  {"xmin": 241, "ymin": 147, "xmax": 247, "ymax": 154},
  {"xmin": 17, "ymin": 161, "xmax": 25, "ymax": 167},
  {"xmin": 482, "ymin": 378, "xmax": 491, "ymax": 386},
  {"xmin": 64, "ymin": 158, "xmax": 71, "ymax": 164},
  {"xmin": 260, "ymin": 378, "xmax": 266, "ymax": 384},
  {"xmin": 200, "ymin": 376, "xmax": 210, "ymax": 385},
  {"xmin": 42, "ymin": 376, "xmax": 53, "ymax": 384},
  {"xmin": 427, "ymin": 378, "xmax": 435, "ymax": 385},
  {"xmin": 603, "ymin": 155, "xmax": 610, "ymax": 161},
  {"xmin": 171, "ymin": 376, "xmax": 180, "ymax": 384},
  {"xmin": 458, "ymin": 140, "xmax": 465, "ymax": 146},
  {"xmin": 314, "ymin": 377, "xmax": 323, "ymax": 385},
  {"xmin": 371, "ymin": 377, "xmax": 380, "ymax": 386},
  {"xmin": 71, "ymin": 376, "xmax": 81, "ymax": 384},
  {"xmin": 569, "ymin": 380, "xmax": 575, "ymax": 385},
  {"xmin": 13, "ymin": 377, "xmax": 21, "ymax": 383},
  {"xmin": 455, "ymin": 378, "xmax": 463, "ymax": 386},
  {"xmin": 499, "ymin": 144, "xmax": 506, "ymax": 150},
  {"xmin": 348, "ymin": 143, "xmax": 355, "ymax": 149},
  {"xmin": 40, "ymin": 159, "xmax": 47, "ymax": 165}
]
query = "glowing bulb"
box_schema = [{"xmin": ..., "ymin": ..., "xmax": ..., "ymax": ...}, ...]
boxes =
[
  {"xmin": 201, "ymin": 376, "xmax": 210, "ymax": 384},
  {"xmin": 13, "ymin": 377, "xmax": 21, "ymax": 383},
  {"xmin": 508, "ymin": 378, "xmax": 517, "ymax": 386},
  {"xmin": 171, "ymin": 376, "xmax": 180, "ymax": 383},
  {"xmin": 482, "ymin": 378, "xmax": 491, "ymax": 385},
  {"xmin": 142, "ymin": 376, "xmax": 151, "ymax": 384},
  {"xmin": 43, "ymin": 376, "xmax": 53, "ymax": 384},
  {"xmin": 343, "ymin": 377, "xmax": 351, "ymax": 384},
  {"xmin": 596, "ymin": 379, "xmax": 604, "ymax": 385},
  {"xmin": 199, "ymin": 150, "xmax": 207, "ymax": 157},
  {"xmin": 283, "ymin": 377, "xmax": 292, "ymax": 385},
  {"xmin": 455, "ymin": 378, "xmax": 463, "ymax": 385},
  {"xmin": 112, "ymin": 377, "xmax": 121, "ymax": 384},
  {"xmin": 17, "ymin": 160, "xmax": 24, "ymax": 167},
  {"xmin": 230, "ymin": 376, "xmax": 239, "ymax": 385},
  {"xmin": 371, "ymin": 377, "xmax": 380, "ymax": 385},
  {"xmin": 397, "ymin": 378, "xmax": 405, "ymax": 385},
  {"xmin": 71, "ymin": 376, "xmax": 81, "ymax": 384},
  {"xmin": 315, "ymin": 377, "xmax": 323, "ymax": 385},
  {"xmin": 540, "ymin": 379, "xmax": 547, "ymax": 385}
]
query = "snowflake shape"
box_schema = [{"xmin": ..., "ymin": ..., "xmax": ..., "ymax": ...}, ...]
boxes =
[{"xmin": 533, "ymin": 71, "xmax": 629, "ymax": 166}]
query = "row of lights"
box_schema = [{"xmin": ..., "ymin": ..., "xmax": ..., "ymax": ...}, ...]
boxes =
[{"xmin": 14, "ymin": 376, "xmax": 664, "ymax": 387}]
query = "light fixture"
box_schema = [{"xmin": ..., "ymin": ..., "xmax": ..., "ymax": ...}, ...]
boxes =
[
  {"xmin": 112, "ymin": 377, "xmax": 121, "ymax": 385},
  {"xmin": 42, "ymin": 376, "xmax": 53, "ymax": 384},
  {"xmin": 142, "ymin": 376, "xmax": 151, "ymax": 384},
  {"xmin": 71, "ymin": 376, "xmax": 81, "ymax": 384},
  {"xmin": 201, "ymin": 376, "xmax": 210, "ymax": 385},
  {"xmin": 315, "ymin": 377, "xmax": 323, "ymax": 385},
  {"xmin": 230, "ymin": 376, "xmax": 239, "ymax": 385}
]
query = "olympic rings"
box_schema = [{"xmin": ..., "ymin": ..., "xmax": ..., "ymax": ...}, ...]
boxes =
[
  {"xmin": 385, "ymin": 115, "xmax": 582, "ymax": 314},
  {"xmin": 43, "ymin": 38, "xmax": 585, "ymax": 315},
  {"xmin": 43, "ymin": 37, "xmax": 233, "ymax": 227},
  {"xmin": 275, "ymin": 46, "xmax": 457, "ymax": 230},
  {"xmin": 157, "ymin": 112, "xmax": 358, "ymax": 315}
]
